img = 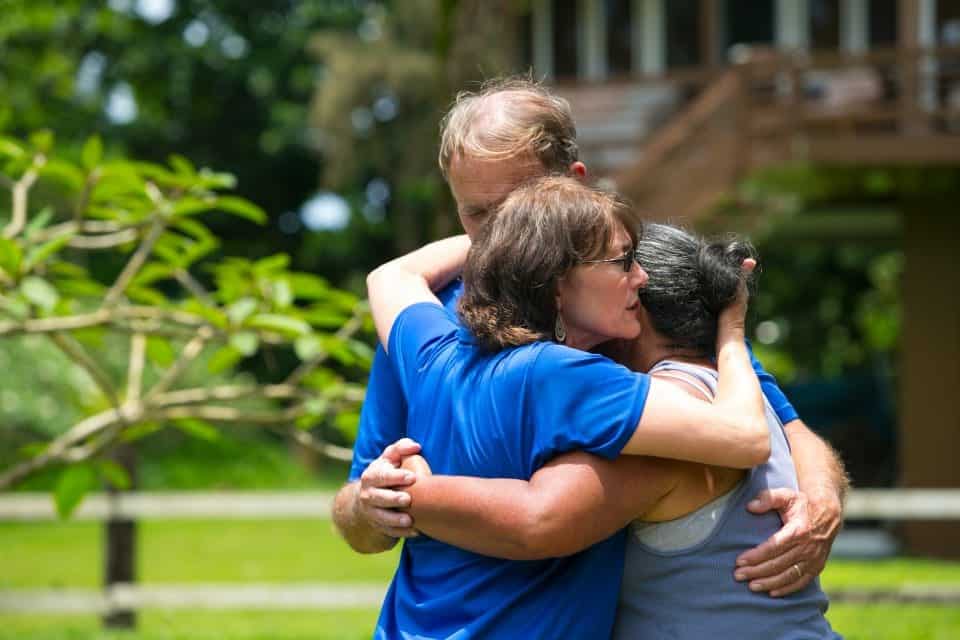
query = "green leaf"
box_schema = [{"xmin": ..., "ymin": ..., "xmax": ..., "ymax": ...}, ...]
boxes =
[
  {"xmin": 333, "ymin": 410, "xmax": 361, "ymax": 439},
  {"xmin": 126, "ymin": 285, "xmax": 167, "ymax": 306},
  {"xmin": 303, "ymin": 307, "xmax": 349, "ymax": 329},
  {"xmin": 227, "ymin": 297, "xmax": 258, "ymax": 325},
  {"xmin": 145, "ymin": 336, "xmax": 176, "ymax": 367},
  {"xmin": 20, "ymin": 276, "xmax": 59, "ymax": 311},
  {"xmin": 304, "ymin": 397, "xmax": 329, "ymax": 417},
  {"xmin": 294, "ymin": 334, "xmax": 323, "ymax": 361},
  {"xmin": 172, "ymin": 418, "xmax": 220, "ymax": 441},
  {"xmin": 132, "ymin": 263, "xmax": 176, "ymax": 287},
  {"xmin": 120, "ymin": 421, "xmax": 162, "ymax": 443},
  {"xmin": 0, "ymin": 237, "xmax": 23, "ymax": 277},
  {"xmin": 214, "ymin": 196, "xmax": 267, "ymax": 224},
  {"xmin": 289, "ymin": 273, "xmax": 330, "ymax": 300},
  {"xmin": 81, "ymin": 136, "xmax": 103, "ymax": 171},
  {"xmin": 253, "ymin": 254, "xmax": 289, "ymax": 275},
  {"xmin": 229, "ymin": 331, "xmax": 260, "ymax": 356},
  {"xmin": 29, "ymin": 130, "xmax": 54, "ymax": 153},
  {"xmin": 207, "ymin": 345, "xmax": 244, "ymax": 374},
  {"xmin": 272, "ymin": 278, "xmax": 293, "ymax": 308},
  {"xmin": 54, "ymin": 464, "xmax": 96, "ymax": 519},
  {"xmin": 25, "ymin": 207, "xmax": 54, "ymax": 236},
  {"xmin": 169, "ymin": 154, "xmax": 196, "ymax": 176},
  {"xmin": 23, "ymin": 230, "xmax": 75, "ymax": 271},
  {"xmin": 55, "ymin": 277, "xmax": 107, "ymax": 298},
  {"xmin": 40, "ymin": 160, "xmax": 84, "ymax": 192},
  {"xmin": 246, "ymin": 313, "xmax": 311, "ymax": 337},
  {"xmin": 96, "ymin": 460, "xmax": 131, "ymax": 490},
  {"xmin": 179, "ymin": 299, "xmax": 228, "ymax": 328},
  {"xmin": 0, "ymin": 136, "xmax": 25, "ymax": 159}
]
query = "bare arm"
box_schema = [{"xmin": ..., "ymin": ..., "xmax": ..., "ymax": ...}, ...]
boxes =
[
  {"xmin": 405, "ymin": 452, "xmax": 677, "ymax": 560},
  {"xmin": 367, "ymin": 236, "xmax": 470, "ymax": 349}
]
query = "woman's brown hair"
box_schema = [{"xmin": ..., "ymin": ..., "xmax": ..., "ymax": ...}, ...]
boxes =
[{"xmin": 459, "ymin": 176, "xmax": 640, "ymax": 352}]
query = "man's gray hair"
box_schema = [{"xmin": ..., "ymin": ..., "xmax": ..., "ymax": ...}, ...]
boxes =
[{"xmin": 438, "ymin": 76, "xmax": 579, "ymax": 176}]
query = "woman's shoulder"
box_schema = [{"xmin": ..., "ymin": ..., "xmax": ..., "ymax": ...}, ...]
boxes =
[{"xmin": 529, "ymin": 342, "xmax": 634, "ymax": 378}]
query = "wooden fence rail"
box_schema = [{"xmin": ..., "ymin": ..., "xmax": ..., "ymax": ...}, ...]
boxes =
[{"xmin": 1, "ymin": 488, "xmax": 960, "ymax": 522}]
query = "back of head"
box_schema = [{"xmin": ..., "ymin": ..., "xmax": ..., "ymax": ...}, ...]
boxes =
[
  {"xmin": 438, "ymin": 76, "xmax": 578, "ymax": 176},
  {"xmin": 635, "ymin": 224, "xmax": 756, "ymax": 358},
  {"xmin": 459, "ymin": 176, "xmax": 638, "ymax": 352}
]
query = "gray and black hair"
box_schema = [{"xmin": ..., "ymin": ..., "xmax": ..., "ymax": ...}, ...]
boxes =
[{"xmin": 635, "ymin": 224, "xmax": 757, "ymax": 358}]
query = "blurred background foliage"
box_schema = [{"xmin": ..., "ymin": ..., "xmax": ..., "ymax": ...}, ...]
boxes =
[{"xmin": 0, "ymin": 0, "xmax": 933, "ymax": 490}]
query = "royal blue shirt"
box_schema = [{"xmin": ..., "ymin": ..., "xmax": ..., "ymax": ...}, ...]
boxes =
[
  {"xmin": 349, "ymin": 281, "xmax": 800, "ymax": 482},
  {"xmin": 374, "ymin": 301, "xmax": 650, "ymax": 639}
]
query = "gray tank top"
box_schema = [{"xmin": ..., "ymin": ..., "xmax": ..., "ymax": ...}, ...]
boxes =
[{"xmin": 613, "ymin": 361, "xmax": 840, "ymax": 640}]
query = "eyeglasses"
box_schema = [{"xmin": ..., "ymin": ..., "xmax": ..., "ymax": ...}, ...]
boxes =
[{"xmin": 581, "ymin": 249, "xmax": 640, "ymax": 273}]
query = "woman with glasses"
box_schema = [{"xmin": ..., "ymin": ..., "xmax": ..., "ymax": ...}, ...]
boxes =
[
  {"xmin": 392, "ymin": 222, "xmax": 840, "ymax": 639},
  {"xmin": 365, "ymin": 176, "xmax": 770, "ymax": 640}
]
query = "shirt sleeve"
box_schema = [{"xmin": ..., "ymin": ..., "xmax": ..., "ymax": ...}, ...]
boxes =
[
  {"xmin": 527, "ymin": 345, "xmax": 650, "ymax": 465},
  {"xmin": 348, "ymin": 344, "xmax": 408, "ymax": 481},
  {"xmin": 749, "ymin": 340, "xmax": 800, "ymax": 425},
  {"xmin": 387, "ymin": 302, "xmax": 458, "ymax": 401},
  {"xmin": 348, "ymin": 282, "xmax": 464, "ymax": 482}
]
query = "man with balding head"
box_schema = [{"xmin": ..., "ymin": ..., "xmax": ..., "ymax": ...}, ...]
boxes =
[{"xmin": 333, "ymin": 77, "xmax": 847, "ymax": 599}]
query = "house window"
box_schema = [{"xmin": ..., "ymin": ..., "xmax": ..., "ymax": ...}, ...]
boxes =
[
  {"xmin": 725, "ymin": 0, "xmax": 775, "ymax": 50},
  {"xmin": 810, "ymin": 0, "xmax": 841, "ymax": 50},
  {"xmin": 666, "ymin": 0, "xmax": 701, "ymax": 67},
  {"xmin": 552, "ymin": 0, "xmax": 579, "ymax": 78},
  {"xmin": 605, "ymin": 0, "xmax": 633, "ymax": 74},
  {"xmin": 869, "ymin": 0, "xmax": 898, "ymax": 46}
]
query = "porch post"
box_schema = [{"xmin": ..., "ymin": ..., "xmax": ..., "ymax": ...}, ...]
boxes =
[
  {"xmin": 775, "ymin": 0, "xmax": 810, "ymax": 52},
  {"xmin": 639, "ymin": 0, "xmax": 665, "ymax": 75},
  {"xmin": 579, "ymin": 0, "xmax": 607, "ymax": 80},
  {"xmin": 531, "ymin": 0, "xmax": 553, "ymax": 79},
  {"xmin": 841, "ymin": 0, "xmax": 869, "ymax": 54}
]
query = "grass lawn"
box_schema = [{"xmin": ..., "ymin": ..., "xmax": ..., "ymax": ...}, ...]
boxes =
[{"xmin": 3, "ymin": 519, "xmax": 960, "ymax": 639}]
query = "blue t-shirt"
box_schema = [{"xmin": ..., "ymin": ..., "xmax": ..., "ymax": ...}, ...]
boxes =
[
  {"xmin": 349, "ymin": 282, "xmax": 799, "ymax": 482},
  {"xmin": 374, "ymin": 302, "xmax": 650, "ymax": 639}
]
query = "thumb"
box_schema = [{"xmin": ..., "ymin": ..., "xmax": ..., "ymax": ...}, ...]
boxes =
[{"xmin": 747, "ymin": 488, "xmax": 796, "ymax": 514}]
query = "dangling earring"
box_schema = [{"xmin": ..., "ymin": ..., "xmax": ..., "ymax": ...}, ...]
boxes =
[{"xmin": 554, "ymin": 314, "xmax": 566, "ymax": 343}]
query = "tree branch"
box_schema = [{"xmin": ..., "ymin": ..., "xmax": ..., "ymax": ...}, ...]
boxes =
[
  {"xmin": 48, "ymin": 332, "xmax": 121, "ymax": 408},
  {"xmin": 156, "ymin": 405, "xmax": 304, "ymax": 424},
  {"xmin": 150, "ymin": 384, "xmax": 302, "ymax": 407},
  {"xmin": 143, "ymin": 326, "xmax": 213, "ymax": 401},
  {"xmin": 104, "ymin": 214, "xmax": 167, "ymax": 307},
  {"xmin": 4, "ymin": 154, "xmax": 45, "ymax": 239},
  {"xmin": 127, "ymin": 333, "xmax": 146, "ymax": 405}
]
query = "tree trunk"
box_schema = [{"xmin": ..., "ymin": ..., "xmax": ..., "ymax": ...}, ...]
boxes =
[{"xmin": 102, "ymin": 444, "xmax": 138, "ymax": 629}]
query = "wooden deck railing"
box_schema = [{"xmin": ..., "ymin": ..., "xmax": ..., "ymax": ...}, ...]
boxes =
[{"xmin": 609, "ymin": 46, "xmax": 960, "ymax": 222}]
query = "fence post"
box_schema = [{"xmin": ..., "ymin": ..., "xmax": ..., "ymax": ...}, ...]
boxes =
[{"xmin": 102, "ymin": 444, "xmax": 138, "ymax": 629}]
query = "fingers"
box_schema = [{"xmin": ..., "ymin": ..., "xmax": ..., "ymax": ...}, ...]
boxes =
[
  {"xmin": 380, "ymin": 438, "xmax": 422, "ymax": 464},
  {"xmin": 361, "ymin": 459, "xmax": 416, "ymax": 490},
  {"xmin": 735, "ymin": 538, "xmax": 806, "ymax": 584},
  {"xmin": 735, "ymin": 511, "xmax": 807, "ymax": 569},
  {"xmin": 364, "ymin": 506, "xmax": 418, "ymax": 539},
  {"xmin": 746, "ymin": 487, "xmax": 798, "ymax": 515},
  {"xmin": 361, "ymin": 486, "xmax": 412, "ymax": 510},
  {"xmin": 770, "ymin": 573, "xmax": 814, "ymax": 598},
  {"xmin": 744, "ymin": 560, "xmax": 815, "ymax": 597}
]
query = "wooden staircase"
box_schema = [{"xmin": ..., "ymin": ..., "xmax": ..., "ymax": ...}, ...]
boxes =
[{"xmin": 569, "ymin": 46, "xmax": 960, "ymax": 226}]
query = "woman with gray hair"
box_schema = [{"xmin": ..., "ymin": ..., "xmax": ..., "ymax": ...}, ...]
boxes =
[{"xmin": 400, "ymin": 223, "xmax": 840, "ymax": 639}]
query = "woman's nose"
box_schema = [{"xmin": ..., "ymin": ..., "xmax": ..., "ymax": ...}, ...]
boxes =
[{"xmin": 631, "ymin": 262, "xmax": 649, "ymax": 288}]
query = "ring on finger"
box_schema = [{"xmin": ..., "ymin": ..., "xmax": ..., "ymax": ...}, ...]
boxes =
[{"xmin": 792, "ymin": 563, "xmax": 803, "ymax": 580}]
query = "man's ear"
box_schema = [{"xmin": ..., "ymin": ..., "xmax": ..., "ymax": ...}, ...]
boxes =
[{"xmin": 568, "ymin": 161, "xmax": 587, "ymax": 180}]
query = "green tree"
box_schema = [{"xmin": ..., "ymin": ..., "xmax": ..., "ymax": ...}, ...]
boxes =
[{"xmin": 0, "ymin": 132, "xmax": 371, "ymax": 498}]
